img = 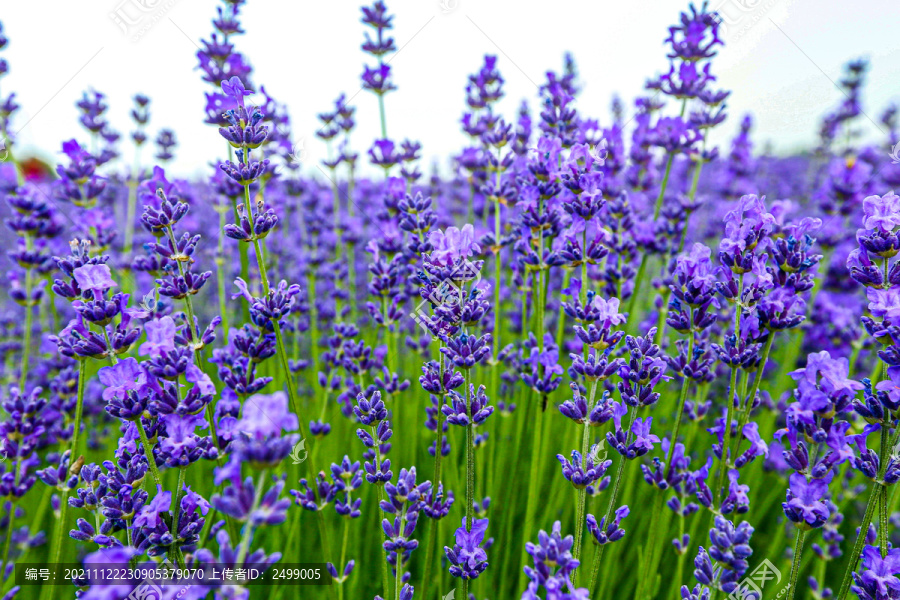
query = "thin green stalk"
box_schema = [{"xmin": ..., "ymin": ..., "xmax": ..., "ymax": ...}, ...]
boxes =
[
  {"xmin": 636, "ymin": 331, "xmax": 695, "ymax": 597},
  {"xmin": 836, "ymin": 482, "xmax": 881, "ymax": 599},
  {"xmin": 879, "ymin": 419, "xmax": 890, "ymax": 558},
  {"xmin": 215, "ymin": 208, "xmax": 230, "ymax": 339},
  {"xmin": 668, "ymin": 334, "xmax": 695, "ymax": 463},
  {"xmin": 136, "ymin": 418, "xmax": 163, "ymax": 487},
  {"xmin": 519, "ymin": 282, "xmax": 547, "ymax": 591},
  {"xmin": 715, "ymin": 275, "xmax": 744, "ymax": 505},
  {"xmin": 18, "ymin": 260, "xmax": 34, "ymax": 390},
  {"xmin": 555, "ymin": 269, "xmax": 572, "ymax": 350},
  {"xmin": 465, "ymin": 368, "xmax": 475, "ymax": 532},
  {"xmin": 338, "ymin": 517, "xmax": 350, "ymax": 600},
  {"xmin": 421, "ymin": 350, "xmax": 446, "ymax": 600},
  {"xmin": 588, "ymin": 409, "xmax": 637, "ymax": 594},
  {"xmin": 715, "ymin": 365, "xmax": 739, "ymax": 507},
  {"xmin": 731, "ymin": 334, "xmax": 775, "ymax": 462},
  {"xmin": 242, "ymin": 184, "xmax": 315, "ymax": 452},
  {"xmin": 626, "ymin": 253, "xmax": 650, "ymax": 318},
  {"xmin": 375, "ymin": 457, "xmax": 391, "ymax": 599},
  {"xmin": 42, "ymin": 489, "xmax": 71, "ymax": 600},
  {"xmin": 573, "ymin": 381, "xmax": 598, "ymax": 565},
  {"xmin": 170, "ymin": 467, "xmax": 187, "ymax": 568},
  {"xmin": 395, "ymin": 511, "xmax": 405, "ymax": 600},
  {"xmin": 653, "ymin": 154, "xmax": 675, "ymax": 220},
  {"xmin": 377, "ymin": 94, "xmax": 388, "ymax": 139},
  {"xmin": 41, "ymin": 357, "xmax": 88, "ymax": 600},
  {"xmin": 71, "ymin": 359, "xmax": 87, "ymax": 461},
  {"xmin": 786, "ymin": 529, "xmax": 807, "ymax": 600}
]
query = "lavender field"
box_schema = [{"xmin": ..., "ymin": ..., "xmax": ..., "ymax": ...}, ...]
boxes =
[{"xmin": 0, "ymin": 1, "xmax": 899, "ymax": 599}]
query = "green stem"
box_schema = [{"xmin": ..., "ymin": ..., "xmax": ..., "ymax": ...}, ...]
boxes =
[
  {"xmin": 421, "ymin": 351, "xmax": 446, "ymax": 600},
  {"xmin": 216, "ymin": 208, "xmax": 230, "ymax": 339},
  {"xmin": 573, "ymin": 381, "xmax": 598, "ymax": 565},
  {"xmin": 589, "ymin": 409, "xmax": 637, "ymax": 595},
  {"xmin": 786, "ymin": 529, "xmax": 807, "ymax": 600},
  {"xmin": 377, "ymin": 93, "xmax": 388, "ymax": 139},
  {"xmin": 395, "ymin": 511, "xmax": 405, "ymax": 600},
  {"xmin": 170, "ymin": 467, "xmax": 187, "ymax": 568},
  {"xmin": 18, "ymin": 264, "xmax": 33, "ymax": 390},
  {"xmin": 836, "ymin": 483, "xmax": 881, "ymax": 600},
  {"xmin": 376, "ymin": 480, "xmax": 391, "ymax": 599},
  {"xmin": 71, "ymin": 360, "xmax": 87, "ymax": 461},
  {"xmin": 136, "ymin": 418, "xmax": 163, "ymax": 488}
]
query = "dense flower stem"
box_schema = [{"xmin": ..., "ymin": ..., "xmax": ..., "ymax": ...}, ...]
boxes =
[{"xmin": 786, "ymin": 529, "xmax": 807, "ymax": 600}]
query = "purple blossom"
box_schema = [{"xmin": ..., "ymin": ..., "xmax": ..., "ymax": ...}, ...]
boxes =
[
  {"xmin": 72, "ymin": 264, "xmax": 116, "ymax": 296},
  {"xmin": 97, "ymin": 358, "xmax": 147, "ymax": 401}
]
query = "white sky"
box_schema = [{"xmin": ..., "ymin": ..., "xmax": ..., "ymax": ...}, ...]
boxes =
[{"xmin": 3, "ymin": 0, "xmax": 900, "ymax": 178}]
